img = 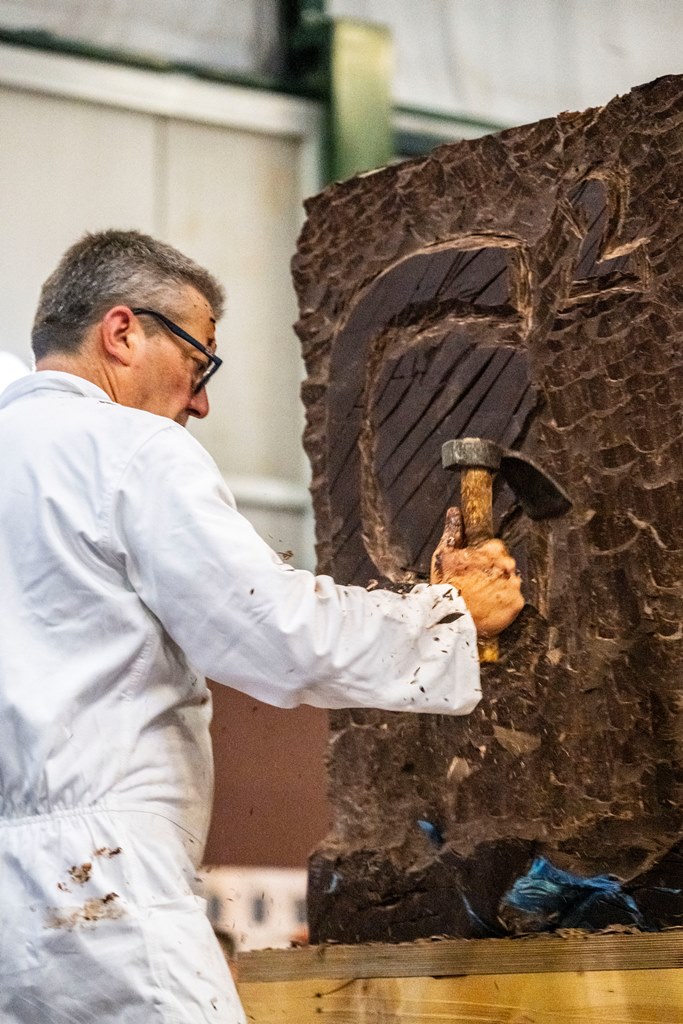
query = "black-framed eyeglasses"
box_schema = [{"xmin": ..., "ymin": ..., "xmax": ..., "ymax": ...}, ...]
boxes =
[{"xmin": 132, "ymin": 307, "xmax": 222, "ymax": 394}]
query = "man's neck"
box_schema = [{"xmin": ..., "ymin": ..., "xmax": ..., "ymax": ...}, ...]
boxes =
[{"xmin": 36, "ymin": 355, "xmax": 118, "ymax": 403}]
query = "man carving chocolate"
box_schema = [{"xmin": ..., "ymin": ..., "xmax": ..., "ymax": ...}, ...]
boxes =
[{"xmin": 0, "ymin": 229, "xmax": 523, "ymax": 1024}]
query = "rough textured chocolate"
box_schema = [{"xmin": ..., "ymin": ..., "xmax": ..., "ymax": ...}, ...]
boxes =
[{"xmin": 293, "ymin": 76, "xmax": 683, "ymax": 942}]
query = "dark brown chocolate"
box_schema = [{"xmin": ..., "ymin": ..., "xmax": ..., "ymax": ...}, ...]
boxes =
[{"xmin": 293, "ymin": 76, "xmax": 683, "ymax": 942}]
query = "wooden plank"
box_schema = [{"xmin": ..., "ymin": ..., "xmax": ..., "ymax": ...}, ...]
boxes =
[
  {"xmin": 237, "ymin": 968, "xmax": 683, "ymax": 1024},
  {"xmin": 237, "ymin": 933, "xmax": 683, "ymax": 983}
]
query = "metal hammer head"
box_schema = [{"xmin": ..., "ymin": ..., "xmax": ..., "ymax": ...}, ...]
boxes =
[{"xmin": 441, "ymin": 437, "xmax": 572, "ymax": 520}]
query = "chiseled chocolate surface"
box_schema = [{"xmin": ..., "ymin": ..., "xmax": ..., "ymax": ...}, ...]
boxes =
[{"xmin": 293, "ymin": 76, "xmax": 683, "ymax": 942}]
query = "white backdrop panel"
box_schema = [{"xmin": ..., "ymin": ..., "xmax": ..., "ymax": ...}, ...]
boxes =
[
  {"xmin": 330, "ymin": 0, "xmax": 683, "ymax": 125},
  {"xmin": 163, "ymin": 117, "xmax": 306, "ymax": 484},
  {"xmin": 0, "ymin": 0, "xmax": 281, "ymax": 75},
  {"xmin": 0, "ymin": 88, "xmax": 157, "ymax": 361}
]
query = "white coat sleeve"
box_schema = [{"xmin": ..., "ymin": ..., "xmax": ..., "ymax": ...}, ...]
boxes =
[{"xmin": 110, "ymin": 425, "xmax": 481, "ymax": 715}]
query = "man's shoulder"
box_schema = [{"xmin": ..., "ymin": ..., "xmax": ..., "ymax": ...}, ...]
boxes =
[
  {"xmin": 94, "ymin": 404, "xmax": 220, "ymax": 490},
  {"xmin": 30, "ymin": 386, "xmax": 207, "ymax": 479},
  {"xmin": 86, "ymin": 401, "xmax": 207, "ymax": 471}
]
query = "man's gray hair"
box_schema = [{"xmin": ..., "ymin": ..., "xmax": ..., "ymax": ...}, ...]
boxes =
[{"xmin": 32, "ymin": 229, "xmax": 225, "ymax": 359}]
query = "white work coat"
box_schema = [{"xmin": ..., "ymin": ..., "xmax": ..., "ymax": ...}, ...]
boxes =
[{"xmin": 0, "ymin": 372, "xmax": 480, "ymax": 1023}]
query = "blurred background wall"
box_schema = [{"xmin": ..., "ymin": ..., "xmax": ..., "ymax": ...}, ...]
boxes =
[{"xmin": 0, "ymin": 1, "xmax": 680, "ymax": 942}]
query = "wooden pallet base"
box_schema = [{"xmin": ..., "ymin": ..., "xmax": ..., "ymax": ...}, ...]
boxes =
[{"xmin": 236, "ymin": 933, "xmax": 683, "ymax": 1023}]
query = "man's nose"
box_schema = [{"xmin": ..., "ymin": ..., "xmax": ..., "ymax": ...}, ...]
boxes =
[{"xmin": 188, "ymin": 386, "xmax": 210, "ymax": 419}]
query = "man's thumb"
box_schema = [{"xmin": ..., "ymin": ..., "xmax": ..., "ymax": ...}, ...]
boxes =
[{"xmin": 430, "ymin": 506, "xmax": 464, "ymax": 583}]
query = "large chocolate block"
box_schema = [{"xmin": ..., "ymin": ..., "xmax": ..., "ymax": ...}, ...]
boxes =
[{"xmin": 293, "ymin": 77, "xmax": 683, "ymax": 942}]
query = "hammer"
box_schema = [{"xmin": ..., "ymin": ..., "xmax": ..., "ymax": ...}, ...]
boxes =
[{"xmin": 441, "ymin": 437, "xmax": 572, "ymax": 662}]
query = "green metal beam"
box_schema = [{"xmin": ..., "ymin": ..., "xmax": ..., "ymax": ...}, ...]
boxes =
[
  {"xmin": 281, "ymin": 2, "xmax": 394, "ymax": 183},
  {"xmin": 0, "ymin": 26, "xmax": 301, "ymax": 97},
  {"xmin": 330, "ymin": 19, "xmax": 393, "ymax": 182}
]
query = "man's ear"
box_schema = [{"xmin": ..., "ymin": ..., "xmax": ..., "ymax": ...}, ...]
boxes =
[{"xmin": 100, "ymin": 306, "xmax": 141, "ymax": 367}]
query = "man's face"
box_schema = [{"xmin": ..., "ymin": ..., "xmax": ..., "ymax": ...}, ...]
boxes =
[{"xmin": 135, "ymin": 286, "xmax": 218, "ymax": 426}]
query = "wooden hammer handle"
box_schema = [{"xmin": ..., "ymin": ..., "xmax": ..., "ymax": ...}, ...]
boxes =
[
  {"xmin": 460, "ymin": 467, "xmax": 494, "ymax": 546},
  {"xmin": 460, "ymin": 467, "xmax": 499, "ymax": 663}
]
